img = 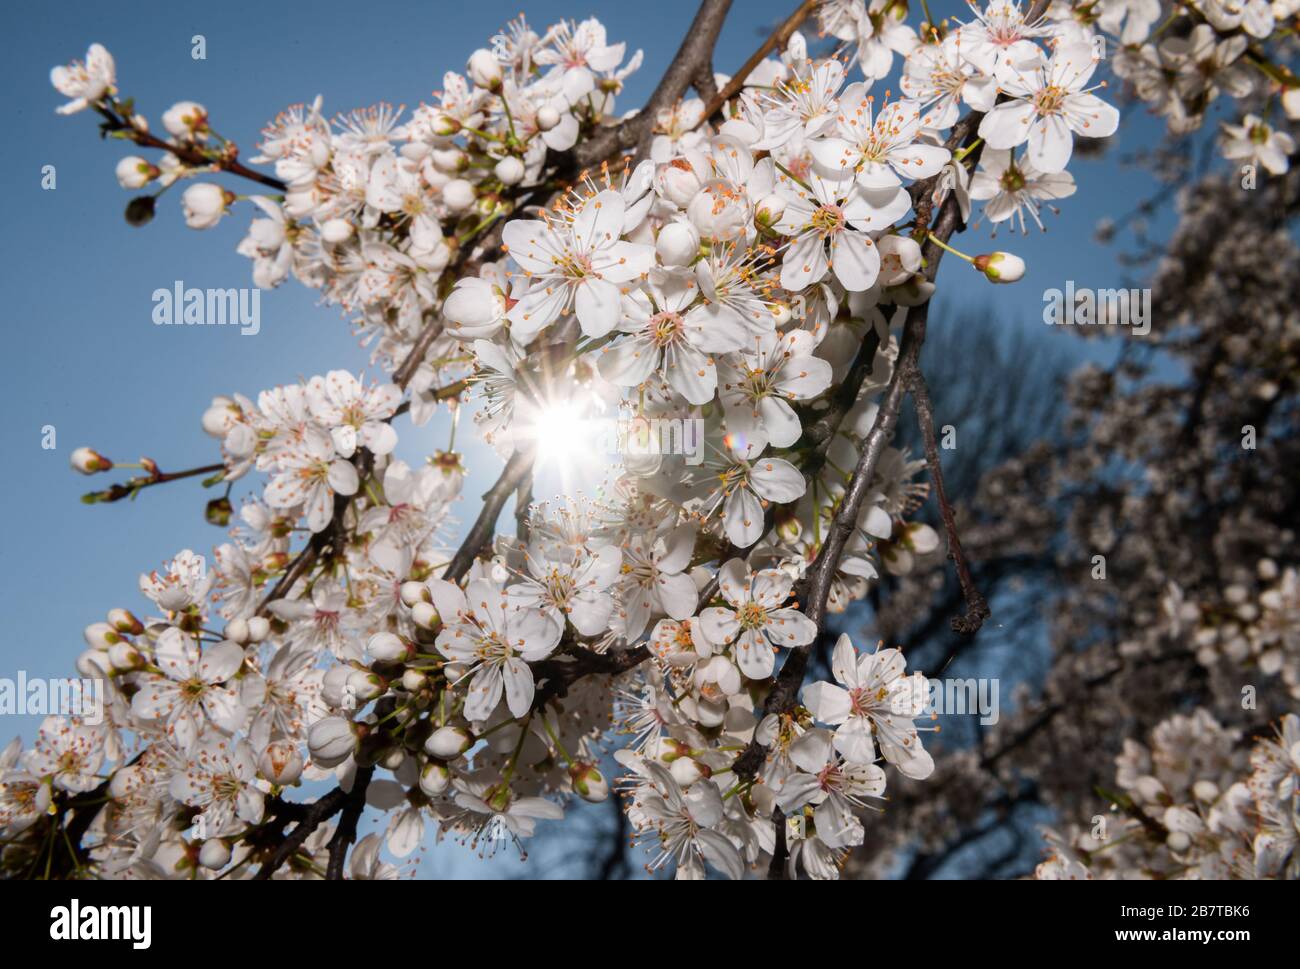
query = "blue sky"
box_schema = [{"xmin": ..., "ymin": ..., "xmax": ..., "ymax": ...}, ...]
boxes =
[{"xmin": 0, "ymin": 0, "xmax": 1172, "ymax": 875}]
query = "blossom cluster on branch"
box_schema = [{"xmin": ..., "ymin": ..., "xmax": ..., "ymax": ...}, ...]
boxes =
[
  {"xmin": 1035, "ymin": 711, "xmax": 1299, "ymax": 879},
  {"xmin": 4, "ymin": 0, "xmax": 1296, "ymax": 880}
]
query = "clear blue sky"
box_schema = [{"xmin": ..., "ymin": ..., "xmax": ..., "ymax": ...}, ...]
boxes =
[{"xmin": 0, "ymin": 0, "xmax": 1168, "ymax": 875}]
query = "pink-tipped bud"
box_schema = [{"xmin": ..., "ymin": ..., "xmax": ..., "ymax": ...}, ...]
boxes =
[
  {"xmin": 71, "ymin": 447, "xmax": 113, "ymax": 474},
  {"xmin": 972, "ymin": 251, "xmax": 1025, "ymax": 284},
  {"xmin": 568, "ymin": 762, "xmax": 610, "ymax": 803}
]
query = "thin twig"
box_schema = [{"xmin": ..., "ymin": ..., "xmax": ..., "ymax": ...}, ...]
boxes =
[
  {"xmin": 909, "ymin": 370, "xmax": 990, "ymax": 634},
  {"xmin": 696, "ymin": 0, "xmax": 822, "ymax": 126}
]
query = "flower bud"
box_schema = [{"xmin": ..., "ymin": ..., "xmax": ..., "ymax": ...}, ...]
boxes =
[
  {"xmin": 115, "ymin": 155, "xmax": 159, "ymax": 190},
  {"xmin": 125, "ymin": 195, "xmax": 156, "ymax": 227},
  {"xmin": 420, "ymin": 761, "xmax": 451, "ymax": 797},
  {"xmin": 430, "ymin": 147, "xmax": 467, "ymax": 174},
  {"xmin": 568, "ymin": 762, "xmax": 610, "ymax": 803},
  {"xmin": 71, "ymin": 447, "xmax": 112, "ymax": 474},
  {"xmin": 424, "ymin": 724, "xmax": 473, "ymax": 759},
  {"xmin": 198, "ymin": 839, "xmax": 231, "ymax": 870},
  {"xmin": 181, "ymin": 183, "xmax": 234, "ymax": 230},
  {"xmin": 76, "ymin": 649, "xmax": 113, "ymax": 678},
  {"xmin": 259, "ymin": 740, "xmax": 305, "ymax": 786},
  {"xmin": 755, "ymin": 194, "xmax": 786, "ymax": 226},
  {"xmin": 669, "ymin": 756, "xmax": 710, "ymax": 787},
  {"xmin": 320, "ymin": 218, "xmax": 354, "ymax": 243},
  {"xmin": 225, "ymin": 617, "xmax": 251, "ymax": 644},
  {"xmin": 206, "ymin": 496, "xmax": 233, "ymax": 527},
  {"xmin": 972, "ymin": 251, "xmax": 1024, "ymax": 284},
  {"xmin": 442, "ymin": 178, "xmax": 476, "ymax": 213},
  {"xmin": 108, "ymin": 641, "xmax": 143, "ymax": 671},
  {"xmin": 162, "ymin": 100, "xmax": 209, "ymax": 140},
  {"xmin": 308, "ymin": 716, "xmax": 360, "ymax": 768},
  {"xmin": 347, "ymin": 669, "xmax": 387, "ymax": 702},
  {"xmin": 109, "ymin": 764, "xmax": 141, "ymax": 800},
  {"xmin": 367, "ymin": 631, "xmax": 411, "ymax": 663},
  {"xmin": 201, "ymin": 396, "xmax": 238, "ymax": 437},
  {"xmin": 467, "ymin": 49, "xmax": 503, "ymax": 90},
  {"xmin": 1192, "ymin": 780, "xmax": 1220, "ymax": 802},
  {"xmin": 401, "ymin": 669, "xmax": 428, "ymax": 692},
  {"xmin": 494, "ymin": 155, "xmax": 525, "ymax": 186},
  {"xmin": 246, "ymin": 616, "xmax": 270, "ymax": 643},
  {"xmin": 656, "ymin": 159, "xmax": 701, "ymax": 208},
  {"xmin": 1283, "ymin": 87, "xmax": 1300, "ymax": 122},
  {"xmin": 83, "ymin": 621, "xmax": 120, "ymax": 650},
  {"xmin": 411, "ymin": 601, "xmax": 440, "ymax": 629},
  {"xmin": 1134, "ymin": 775, "xmax": 1165, "ymax": 805},
  {"xmin": 431, "ymin": 112, "xmax": 462, "ymax": 137},
  {"xmin": 380, "ymin": 747, "xmax": 407, "ymax": 771},
  {"xmin": 656, "ymin": 221, "xmax": 700, "ymax": 267},
  {"xmin": 322, "ymin": 666, "xmax": 355, "ymax": 708},
  {"xmin": 400, "ymin": 581, "xmax": 431, "ymax": 608},
  {"xmin": 107, "ymin": 608, "xmax": 144, "ymax": 635},
  {"xmin": 536, "ymin": 104, "xmax": 562, "ymax": 131}
]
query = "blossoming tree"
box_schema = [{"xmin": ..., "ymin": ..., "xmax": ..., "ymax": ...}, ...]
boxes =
[{"xmin": 4, "ymin": 0, "xmax": 1296, "ymax": 880}]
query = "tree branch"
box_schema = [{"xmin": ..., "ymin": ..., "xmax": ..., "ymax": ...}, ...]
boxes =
[
  {"xmin": 697, "ymin": 0, "xmax": 822, "ymax": 126},
  {"xmin": 325, "ymin": 765, "xmax": 374, "ymax": 880},
  {"xmin": 442, "ymin": 447, "xmax": 536, "ymax": 582},
  {"xmin": 909, "ymin": 370, "xmax": 990, "ymax": 634}
]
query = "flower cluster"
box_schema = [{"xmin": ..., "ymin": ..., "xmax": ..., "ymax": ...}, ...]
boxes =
[
  {"xmin": 43, "ymin": 0, "xmax": 1300, "ymax": 881},
  {"xmin": 1036, "ymin": 710, "xmax": 1299, "ymax": 879}
]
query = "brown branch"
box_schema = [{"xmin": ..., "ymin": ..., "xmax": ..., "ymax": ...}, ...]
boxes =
[
  {"xmin": 734, "ymin": 87, "xmax": 1000, "ymax": 788},
  {"xmin": 909, "ymin": 371, "xmax": 990, "ymax": 635},
  {"xmin": 575, "ymin": 0, "xmax": 736, "ymax": 167},
  {"xmin": 97, "ymin": 104, "xmax": 287, "ymax": 191},
  {"xmin": 442, "ymin": 447, "xmax": 536, "ymax": 582},
  {"xmin": 81, "ymin": 462, "xmax": 224, "ymax": 504},
  {"xmin": 530, "ymin": 645, "xmax": 651, "ymax": 713},
  {"xmin": 325, "ymin": 765, "xmax": 374, "ymax": 880},
  {"xmin": 253, "ymin": 784, "xmax": 350, "ymax": 879},
  {"xmin": 697, "ymin": 0, "xmax": 822, "ymax": 127}
]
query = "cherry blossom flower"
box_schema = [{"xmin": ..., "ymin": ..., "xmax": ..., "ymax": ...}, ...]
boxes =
[
  {"xmin": 131, "ymin": 628, "xmax": 246, "ymax": 751},
  {"xmin": 773, "ymin": 170, "xmax": 910, "ymax": 292},
  {"xmin": 22, "ymin": 717, "xmax": 107, "ymax": 794},
  {"xmin": 264, "ymin": 427, "xmax": 360, "ymax": 533},
  {"xmin": 597, "ymin": 267, "xmax": 746, "ymax": 405},
  {"xmin": 307, "ymin": 370, "xmax": 401, "ymax": 458},
  {"xmin": 140, "ymin": 549, "xmax": 213, "ymax": 613},
  {"xmin": 699, "ymin": 558, "xmax": 817, "ymax": 679},
  {"xmin": 752, "ymin": 58, "xmax": 846, "ymax": 151},
  {"xmin": 170, "ymin": 737, "xmax": 265, "ymax": 837},
  {"xmin": 968, "ymin": 147, "xmax": 1076, "ymax": 233},
  {"xmin": 812, "ymin": 91, "xmax": 951, "ymax": 191},
  {"xmin": 719, "ymin": 329, "xmax": 833, "ymax": 452},
  {"xmin": 428, "ymin": 577, "xmax": 563, "ymax": 720},
  {"xmin": 1220, "ymin": 114, "xmax": 1296, "ymax": 176},
  {"xmin": 802, "ymin": 634, "xmax": 935, "ymax": 778},
  {"xmin": 50, "ymin": 43, "xmax": 115, "ymax": 114},
  {"xmin": 503, "ymin": 188, "xmax": 654, "ymax": 340},
  {"xmin": 901, "ymin": 33, "xmax": 996, "ymax": 129},
  {"xmin": 505, "ymin": 542, "xmax": 623, "ymax": 636},
  {"xmin": 978, "ymin": 42, "xmax": 1119, "ymax": 174},
  {"xmin": 690, "ymin": 450, "xmax": 807, "ymax": 548},
  {"xmin": 618, "ymin": 525, "xmax": 700, "ymax": 641},
  {"xmin": 622, "ymin": 757, "xmax": 744, "ymax": 879}
]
